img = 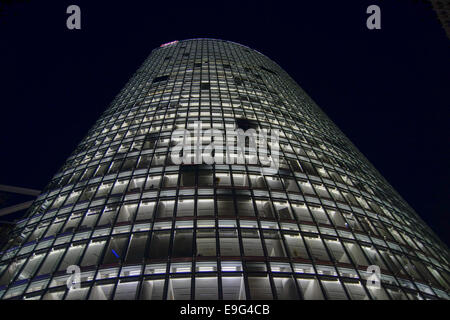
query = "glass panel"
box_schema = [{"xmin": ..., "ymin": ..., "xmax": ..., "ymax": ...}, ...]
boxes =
[
  {"xmin": 136, "ymin": 201, "xmax": 156, "ymax": 220},
  {"xmin": 58, "ymin": 244, "xmax": 86, "ymax": 271},
  {"xmin": 195, "ymin": 277, "xmax": 218, "ymax": 300},
  {"xmin": 242, "ymin": 229, "xmax": 264, "ymax": 256},
  {"xmin": 248, "ymin": 276, "xmax": 273, "ymax": 300},
  {"xmin": 149, "ymin": 231, "xmax": 170, "ymax": 259},
  {"xmin": 263, "ymin": 230, "xmax": 287, "ymax": 257},
  {"xmin": 273, "ymin": 276, "xmax": 299, "ymax": 299},
  {"xmin": 172, "ymin": 230, "xmax": 193, "ymax": 257},
  {"xmin": 197, "ymin": 199, "xmax": 214, "ymax": 216},
  {"xmin": 343, "ymin": 281, "xmax": 369, "ymax": 300},
  {"xmin": 37, "ymin": 248, "xmax": 65, "ymax": 276},
  {"xmin": 167, "ymin": 278, "xmax": 191, "ymax": 300},
  {"xmin": 114, "ymin": 280, "xmax": 139, "ymax": 300},
  {"xmin": 102, "ymin": 235, "xmax": 128, "ymax": 264},
  {"xmin": 219, "ymin": 229, "xmax": 240, "ymax": 256},
  {"xmin": 222, "ymin": 276, "xmax": 246, "ymax": 300},
  {"xmin": 217, "ymin": 197, "xmax": 235, "ymax": 216},
  {"xmin": 177, "ymin": 198, "xmax": 195, "ymax": 217},
  {"xmin": 140, "ymin": 279, "xmax": 165, "ymax": 300},
  {"xmin": 297, "ymin": 277, "xmax": 324, "ymax": 300},
  {"xmin": 125, "ymin": 233, "xmax": 148, "ymax": 264},
  {"xmin": 196, "ymin": 229, "xmax": 216, "ymax": 257},
  {"xmin": 80, "ymin": 240, "xmax": 106, "ymax": 267},
  {"xmin": 89, "ymin": 283, "xmax": 115, "ymax": 300},
  {"xmin": 66, "ymin": 287, "xmax": 89, "ymax": 300},
  {"xmin": 18, "ymin": 253, "xmax": 46, "ymax": 280},
  {"xmin": 324, "ymin": 239, "xmax": 350, "ymax": 264},
  {"xmin": 304, "ymin": 236, "xmax": 330, "ymax": 261},
  {"xmin": 321, "ymin": 279, "xmax": 347, "ymax": 300},
  {"xmin": 283, "ymin": 232, "xmax": 309, "ymax": 259}
]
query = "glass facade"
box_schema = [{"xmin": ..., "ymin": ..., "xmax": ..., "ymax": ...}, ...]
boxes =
[{"xmin": 0, "ymin": 38, "xmax": 449, "ymax": 300}]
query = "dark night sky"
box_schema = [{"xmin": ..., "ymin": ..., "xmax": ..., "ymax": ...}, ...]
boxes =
[{"xmin": 0, "ymin": 1, "xmax": 448, "ymax": 246}]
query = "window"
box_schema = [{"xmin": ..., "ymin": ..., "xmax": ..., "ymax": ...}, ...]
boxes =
[
  {"xmin": 217, "ymin": 197, "xmax": 235, "ymax": 216},
  {"xmin": 172, "ymin": 230, "xmax": 193, "ymax": 257},
  {"xmin": 222, "ymin": 276, "xmax": 246, "ymax": 299},
  {"xmin": 167, "ymin": 278, "xmax": 191, "ymax": 300},
  {"xmin": 125, "ymin": 233, "xmax": 148, "ymax": 264},
  {"xmin": 114, "ymin": 280, "xmax": 139, "ymax": 300},
  {"xmin": 149, "ymin": 231, "xmax": 170, "ymax": 259},
  {"xmin": 219, "ymin": 229, "xmax": 240, "ymax": 256},
  {"xmin": 321, "ymin": 279, "xmax": 347, "ymax": 299},
  {"xmin": 200, "ymin": 83, "xmax": 210, "ymax": 90},
  {"xmin": 343, "ymin": 281, "xmax": 369, "ymax": 300},
  {"xmin": 273, "ymin": 201, "xmax": 293, "ymax": 220},
  {"xmin": 42, "ymin": 289, "xmax": 65, "ymax": 300},
  {"xmin": 81, "ymin": 240, "xmax": 106, "ymax": 267},
  {"xmin": 197, "ymin": 198, "xmax": 214, "ymax": 216},
  {"xmin": 196, "ymin": 229, "xmax": 216, "ymax": 256},
  {"xmin": 255, "ymin": 200, "xmax": 274, "ymax": 218},
  {"xmin": 236, "ymin": 197, "xmax": 255, "ymax": 217},
  {"xmin": 37, "ymin": 248, "xmax": 65, "ymax": 276},
  {"xmin": 156, "ymin": 200, "xmax": 175, "ymax": 218},
  {"xmin": 273, "ymin": 276, "xmax": 299, "ymax": 299},
  {"xmin": 89, "ymin": 283, "xmax": 115, "ymax": 300},
  {"xmin": 195, "ymin": 277, "xmax": 218, "ymax": 300},
  {"xmin": 177, "ymin": 198, "xmax": 195, "ymax": 217},
  {"xmin": 136, "ymin": 201, "xmax": 156, "ymax": 220},
  {"xmin": 18, "ymin": 253, "xmax": 45, "ymax": 280},
  {"xmin": 283, "ymin": 232, "xmax": 308, "ymax": 259},
  {"xmin": 58, "ymin": 244, "xmax": 85, "ymax": 271},
  {"xmin": 242, "ymin": 229, "xmax": 264, "ymax": 256},
  {"xmin": 140, "ymin": 279, "xmax": 164, "ymax": 300},
  {"xmin": 304, "ymin": 236, "xmax": 330, "ymax": 261},
  {"xmin": 98, "ymin": 205, "xmax": 119, "ymax": 226},
  {"xmin": 324, "ymin": 239, "xmax": 350, "ymax": 264},
  {"xmin": 297, "ymin": 277, "xmax": 324, "ymax": 300},
  {"xmin": 153, "ymin": 75, "xmax": 170, "ymax": 83},
  {"xmin": 248, "ymin": 276, "xmax": 273, "ymax": 300},
  {"xmin": 264, "ymin": 230, "xmax": 287, "ymax": 257},
  {"xmin": 292, "ymin": 202, "xmax": 312, "ymax": 222},
  {"xmin": 117, "ymin": 203, "xmax": 137, "ymax": 223},
  {"xmin": 66, "ymin": 286, "xmax": 89, "ymax": 300}
]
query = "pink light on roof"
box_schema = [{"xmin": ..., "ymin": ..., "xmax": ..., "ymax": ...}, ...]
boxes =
[{"xmin": 160, "ymin": 40, "xmax": 179, "ymax": 47}]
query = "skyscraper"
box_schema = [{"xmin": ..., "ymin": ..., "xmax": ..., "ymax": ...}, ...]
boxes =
[
  {"xmin": 0, "ymin": 39, "xmax": 448, "ymax": 300},
  {"xmin": 431, "ymin": 0, "xmax": 450, "ymax": 40}
]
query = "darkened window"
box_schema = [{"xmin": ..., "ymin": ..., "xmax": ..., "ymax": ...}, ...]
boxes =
[
  {"xmin": 194, "ymin": 63, "xmax": 202, "ymax": 68},
  {"xmin": 153, "ymin": 75, "xmax": 170, "ymax": 83},
  {"xmin": 223, "ymin": 64, "xmax": 231, "ymax": 69},
  {"xmin": 300, "ymin": 161, "xmax": 318, "ymax": 176},
  {"xmin": 259, "ymin": 65, "xmax": 277, "ymax": 75},
  {"xmin": 234, "ymin": 76, "xmax": 244, "ymax": 86},
  {"xmin": 200, "ymin": 83, "xmax": 210, "ymax": 90},
  {"xmin": 172, "ymin": 230, "xmax": 193, "ymax": 257},
  {"xmin": 149, "ymin": 230, "xmax": 170, "ymax": 259},
  {"xmin": 236, "ymin": 118, "xmax": 258, "ymax": 131},
  {"xmin": 143, "ymin": 133, "xmax": 159, "ymax": 149}
]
